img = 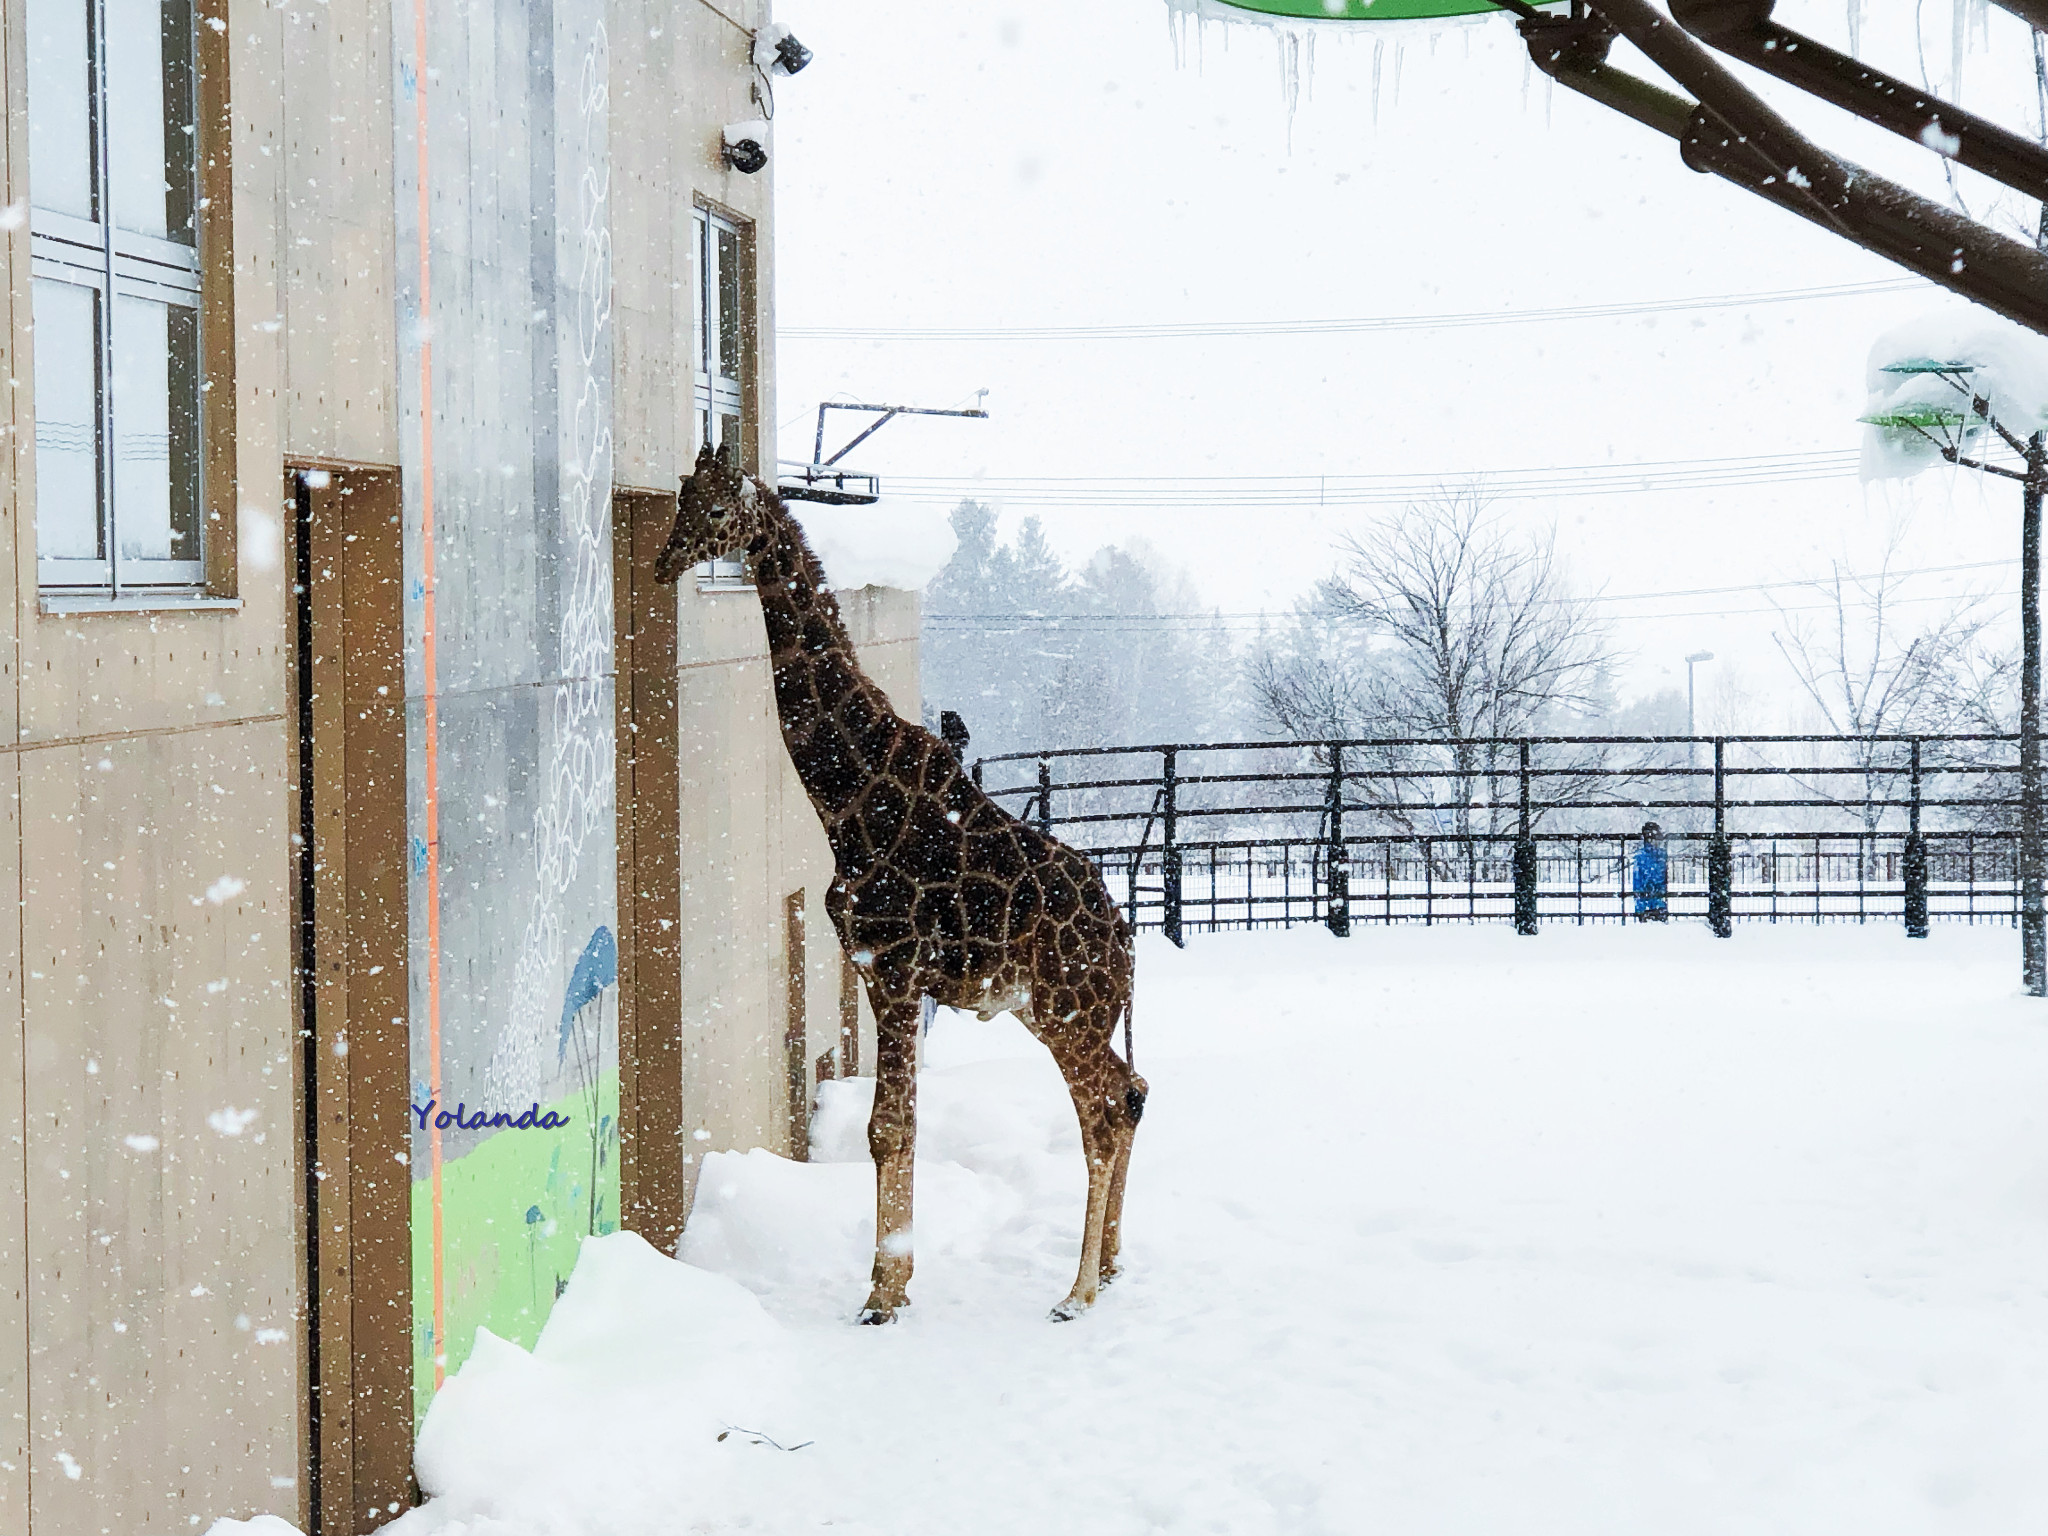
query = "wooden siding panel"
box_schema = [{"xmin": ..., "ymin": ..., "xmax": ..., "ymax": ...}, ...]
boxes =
[
  {"xmin": 615, "ymin": 493, "xmax": 685, "ymax": 1249},
  {"xmin": 337, "ymin": 473, "xmax": 412, "ymax": 1531}
]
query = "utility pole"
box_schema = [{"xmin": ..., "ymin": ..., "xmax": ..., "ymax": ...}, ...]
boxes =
[
  {"xmin": 1685, "ymin": 650, "xmax": 1714, "ymax": 769},
  {"xmin": 1861, "ymin": 373, "xmax": 2045, "ymax": 995},
  {"xmin": 2024, "ymin": 433, "xmax": 2045, "ymax": 995}
]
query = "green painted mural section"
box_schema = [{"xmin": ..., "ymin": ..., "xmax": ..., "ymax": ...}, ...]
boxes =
[{"xmin": 411, "ymin": 1067, "xmax": 620, "ymax": 1425}]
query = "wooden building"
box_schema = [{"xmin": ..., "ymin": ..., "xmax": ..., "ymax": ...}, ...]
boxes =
[{"xmin": 0, "ymin": 0, "xmax": 909, "ymax": 1531}]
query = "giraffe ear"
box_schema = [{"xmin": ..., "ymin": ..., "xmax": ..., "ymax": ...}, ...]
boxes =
[
  {"xmin": 715, "ymin": 438, "xmax": 740, "ymax": 473},
  {"xmin": 694, "ymin": 440, "xmax": 718, "ymax": 471}
]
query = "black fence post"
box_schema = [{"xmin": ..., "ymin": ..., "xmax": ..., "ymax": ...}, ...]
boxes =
[
  {"xmin": 1326, "ymin": 745, "xmax": 1350, "ymax": 937},
  {"xmin": 1513, "ymin": 738, "xmax": 1538, "ymax": 936},
  {"xmin": 1708, "ymin": 737, "xmax": 1733, "ymax": 938},
  {"xmin": 1904, "ymin": 737, "xmax": 1929, "ymax": 938},
  {"xmin": 1162, "ymin": 748, "xmax": 1184, "ymax": 949},
  {"xmin": 1036, "ymin": 758, "xmax": 1053, "ymax": 837},
  {"xmin": 971, "ymin": 758, "xmax": 983, "ymax": 788}
]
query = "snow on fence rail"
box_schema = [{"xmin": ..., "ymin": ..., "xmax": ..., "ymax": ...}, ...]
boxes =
[{"xmin": 969, "ymin": 735, "xmax": 2028, "ymax": 940}]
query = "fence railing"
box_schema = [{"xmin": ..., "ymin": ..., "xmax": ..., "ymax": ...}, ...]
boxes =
[{"xmin": 970, "ymin": 734, "xmax": 2028, "ymax": 943}]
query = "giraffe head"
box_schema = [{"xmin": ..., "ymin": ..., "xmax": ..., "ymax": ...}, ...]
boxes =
[{"xmin": 653, "ymin": 440, "xmax": 769, "ymax": 584}]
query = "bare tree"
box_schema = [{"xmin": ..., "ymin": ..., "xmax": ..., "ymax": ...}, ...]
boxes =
[
  {"xmin": 1771, "ymin": 529, "xmax": 2003, "ymax": 845},
  {"xmin": 1253, "ymin": 491, "xmax": 1617, "ymax": 838}
]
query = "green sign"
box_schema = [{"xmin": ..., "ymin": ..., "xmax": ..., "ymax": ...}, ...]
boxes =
[{"xmin": 1209, "ymin": 0, "xmax": 1514, "ymax": 18}]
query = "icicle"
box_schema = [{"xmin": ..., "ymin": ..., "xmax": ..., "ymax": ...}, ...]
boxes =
[
  {"xmin": 1158, "ymin": 1, "xmax": 1506, "ymax": 137},
  {"xmin": 1950, "ymin": 0, "xmax": 1965, "ymax": 102},
  {"xmin": 1161, "ymin": 0, "xmax": 1321, "ymax": 133}
]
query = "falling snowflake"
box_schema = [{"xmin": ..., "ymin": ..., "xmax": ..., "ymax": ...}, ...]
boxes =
[{"xmin": 207, "ymin": 1107, "xmax": 258, "ymax": 1137}]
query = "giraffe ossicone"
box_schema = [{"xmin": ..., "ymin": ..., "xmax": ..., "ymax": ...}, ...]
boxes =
[{"xmin": 656, "ymin": 439, "xmax": 1145, "ymax": 1322}]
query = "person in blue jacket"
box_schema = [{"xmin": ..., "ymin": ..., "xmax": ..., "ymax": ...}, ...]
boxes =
[{"xmin": 1633, "ymin": 820, "xmax": 1669, "ymax": 921}]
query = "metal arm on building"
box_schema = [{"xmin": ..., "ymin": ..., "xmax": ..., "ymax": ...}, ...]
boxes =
[{"xmin": 781, "ymin": 395, "xmax": 991, "ymax": 505}]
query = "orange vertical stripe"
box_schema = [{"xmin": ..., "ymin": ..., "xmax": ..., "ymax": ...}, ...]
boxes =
[{"xmin": 413, "ymin": 0, "xmax": 446, "ymax": 1395}]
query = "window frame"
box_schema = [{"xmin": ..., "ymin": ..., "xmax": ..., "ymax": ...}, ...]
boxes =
[
  {"xmin": 24, "ymin": 0, "xmax": 220, "ymax": 603},
  {"xmin": 691, "ymin": 201, "xmax": 755, "ymax": 589}
]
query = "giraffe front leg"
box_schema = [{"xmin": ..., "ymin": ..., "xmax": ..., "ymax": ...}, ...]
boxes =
[{"xmin": 859, "ymin": 996, "xmax": 920, "ymax": 1324}]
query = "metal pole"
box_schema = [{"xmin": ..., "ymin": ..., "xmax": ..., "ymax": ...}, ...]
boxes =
[
  {"xmin": 1513, "ymin": 738, "xmax": 1538, "ymax": 936},
  {"xmin": 1162, "ymin": 749, "xmax": 1184, "ymax": 950},
  {"xmin": 1326, "ymin": 746, "xmax": 1349, "ymax": 937},
  {"xmin": 2023, "ymin": 438, "xmax": 2045, "ymax": 994},
  {"xmin": 1904, "ymin": 737, "xmax": 1929, "ymax": 939},
  {"xmin": 1036, "ymin": 759, "xmax": 1054, "ymax": 837},
  {"xmin": 1685, "ymin": 650, "xmax": 1713, "ymax": 770},
  {"xmin": 1708, "ymin": 737, "xmax": 1733, "ymax": 938}
]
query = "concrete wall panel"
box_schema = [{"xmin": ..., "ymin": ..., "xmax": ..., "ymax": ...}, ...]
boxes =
[
  {"xmin": 21, "ymin": 721, "xmax": 298, "ymax": 1531},
  {"xmin": 613, "ymin": 0, "xmax": 773, "ymax": 493},
  {"xmin": 0, "ymin": 0, "xmax": 29, "ymax": 1516},
  {"xmin": 280, "ymin": 0, "xmax": 399, "ymax": 469},
  {"xmin": 673, "ymin": 582, "xmax": 919, "ymax": 1211}
]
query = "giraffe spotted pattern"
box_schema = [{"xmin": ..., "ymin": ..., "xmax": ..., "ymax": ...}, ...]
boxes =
[{"xmin": 656, "ymin": 442, "xmax": 1145, "ymax": 1322}]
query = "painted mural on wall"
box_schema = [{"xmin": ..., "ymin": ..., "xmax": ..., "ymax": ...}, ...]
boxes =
[{"xmin": 392, "ymin": 0, "xmax": 618, "ymax": 1423}]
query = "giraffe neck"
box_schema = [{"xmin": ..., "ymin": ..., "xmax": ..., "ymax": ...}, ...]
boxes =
[{"xmin": 745, "ymin": 488, "xmax": 909, "ymax": 823}]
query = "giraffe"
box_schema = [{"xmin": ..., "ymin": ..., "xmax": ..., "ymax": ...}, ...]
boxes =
[{"xmin": 655, "ymin": 441, "xmax": 1145, "ymax": 1323}]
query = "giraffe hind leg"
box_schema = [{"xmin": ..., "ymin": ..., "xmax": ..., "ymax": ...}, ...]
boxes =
[
  {"xmin": 1050, "ymin": 1104, "xmax": 1113, "ymax": 1323},
  {"xmin": 1099, "ymin": 1071, "xmax": 1146, "ymax": 1285},
  {"xmin": 1049, "ymin": 1022, "xmax": 1143, "ymax": 1321}
]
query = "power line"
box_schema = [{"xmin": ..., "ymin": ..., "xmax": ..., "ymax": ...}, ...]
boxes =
[
  {"xmin": 926, "ymin": 561, "xmax": 2018, "ymax": 632},
  {"xmin": 780, "ymin": 278, "xmax": 1928, "ymax": 343},
  {"xmin": 882, "ymin": 449, "xmax": 1867, "ymax": 507}
]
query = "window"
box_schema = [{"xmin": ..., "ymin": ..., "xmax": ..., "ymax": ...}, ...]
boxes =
[
  {"xmin": 693, "ymin": 205, "xmax": 749, "ymax": 585},
  {"xmin": 27, "ymin": 0, "xmax": 206, "ymax": 596}
]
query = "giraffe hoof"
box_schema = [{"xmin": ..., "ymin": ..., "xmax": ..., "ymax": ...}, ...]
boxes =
[
  {"xmin": 1048, "ymin": 1295, "xmax": 1093, "ymax": 1323},
  {"xmin": 857, "ymin": 1296, "xmax": 904, "ymax": 1325},
  {"xmin": 1097, "ymin": 1262, "xmax": 1122, "ymax": 1288}
]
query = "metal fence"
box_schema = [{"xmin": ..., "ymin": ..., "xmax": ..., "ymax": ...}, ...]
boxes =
[{"xmin": 970, "ymin": 735, "xmax": 2029, "ymax": 942}]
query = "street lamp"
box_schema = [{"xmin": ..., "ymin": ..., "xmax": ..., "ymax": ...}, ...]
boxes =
[{"xmin": 1685, "ymin": 650, "xmax": 1714, "ymax": 769}]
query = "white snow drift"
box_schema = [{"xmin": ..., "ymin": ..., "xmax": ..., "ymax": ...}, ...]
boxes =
[{"xmin": 213, "ymin": 923, "xmax": 2048, "ymax": 1535}]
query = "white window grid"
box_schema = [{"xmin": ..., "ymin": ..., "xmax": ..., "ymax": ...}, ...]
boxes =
[
  {"xmin": 693, "ymin": 206, "xmax": 748, "ymax": 586},
  {"xmin": 27, "ymin": 0, "xmax": 206, "ymax": 596}
]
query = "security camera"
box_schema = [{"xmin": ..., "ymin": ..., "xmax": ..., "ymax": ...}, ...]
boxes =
[
  {"xmin": 722, "ymin": 119, "xmax": 768, "ymax": 175},
  {"xmin": 753, "ymin": 23, "xmax": 813, "ymax": 77}
]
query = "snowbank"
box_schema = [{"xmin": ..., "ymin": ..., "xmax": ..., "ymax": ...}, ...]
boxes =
[
  {"xmin": 790, "ymin": 496, "xmax": 956, "ymax": 592},
  {"xmin": 207, "ymin": 923, "xmax": 2048, "ymax": 1535},
  {"xmin": 680, "ymin": 1062, "xmax": 1085, "ymax": 1314},
  {"xmin": 414, "ymin": 1231, "xmax": 801, "ymax": 1532},
  {"xmin": 1861, "ymin": 308, "xmax": 2048, "ymax": 480}
]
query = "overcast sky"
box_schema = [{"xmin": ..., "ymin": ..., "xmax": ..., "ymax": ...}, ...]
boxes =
[{"xmin": 767, "ymin": 0, "xmax": 2043, "ymax": 721}]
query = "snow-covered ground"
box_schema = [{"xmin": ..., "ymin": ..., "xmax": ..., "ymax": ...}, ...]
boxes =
[{"xmin": 228, "ymin": 923, "xmax": 2048, "ymax": 1535}]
